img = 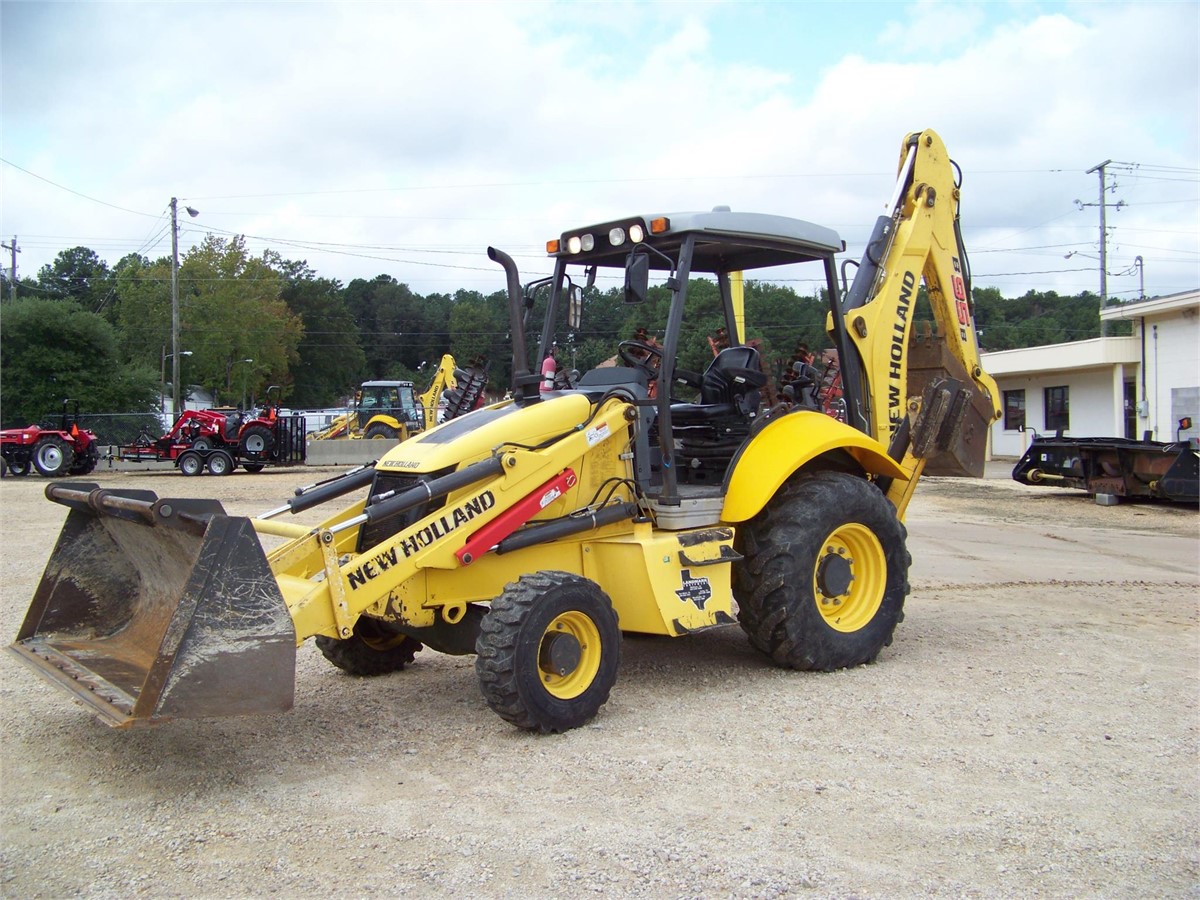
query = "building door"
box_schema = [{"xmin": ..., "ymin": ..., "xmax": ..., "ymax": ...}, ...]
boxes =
[{"xmin": 1124, "ymin": 381, "xmax": 1136, "ymax": 439}]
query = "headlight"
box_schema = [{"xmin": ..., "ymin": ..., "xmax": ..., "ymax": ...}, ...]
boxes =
[
  {"xmin": 567, "ymin": 235, "xmax": 582, "ymax": 254},
  {"xmin": 609, "ymin": 227, "xmax": 626, "ymax": 247},
  {"xmin": 629, "ymin": 223, "xmax": 645, "ymax": 243}
]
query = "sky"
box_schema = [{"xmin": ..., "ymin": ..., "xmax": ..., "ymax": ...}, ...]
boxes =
[{"xmin": 2, "ymin": 0, "xmax": 1197, "ymax": 303}]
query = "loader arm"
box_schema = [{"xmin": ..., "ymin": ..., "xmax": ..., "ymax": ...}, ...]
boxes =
[{"xmin": 837, "ymin": 130, "xmax": 1000, "ymax": 513}]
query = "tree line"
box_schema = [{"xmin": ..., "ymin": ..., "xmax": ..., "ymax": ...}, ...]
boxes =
[{"xmin": 0, "ymin": 237, "xmax": 1123, "ymax": 428}]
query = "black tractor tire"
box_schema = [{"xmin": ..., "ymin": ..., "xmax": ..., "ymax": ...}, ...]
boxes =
[
  {"xmin": 206, "ymin": 450, "xmax": 235, "ymax": 476},
  {"xmin": 239, "ymin": 424, "xmax": 275, "ymax": 458},
  {"xmin": 33, "ymin": 436, "xmax": 74, "ymax": 477},
  {"xmin": 364, "ymin": 422, "xmax": 399, "ymax": 441},
  {"xmin": 7, "ymin": 457, "xmax": 30, "ymax": 477},
  {"xmin": 315, "ymin": 617, "xmax": 423, "ymax": 676},
  {"xmin": 191, "ymin": 436, "xmax": 216, "ymax": 453},
  {"xmin": 68, "ymin": 445, "xmax": 100, "ymax": 476},
  {"xmin": 476, "ymin": 571, "xmax": 621, "ymax": 733},
  {"xmin": 734, "ymin": 470, "xmax": 910, "ymax": 671},
  {"xmin": 242, "ymin": 463, "xmax": 265, "ymax": 473},
  {"xmin": 178, "ymin": 450, "xmax": 204, "ymax": 476}
]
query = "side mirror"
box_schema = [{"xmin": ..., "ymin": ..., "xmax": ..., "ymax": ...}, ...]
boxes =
[
  {"xmin": 568, "ymin": 285, "xmax": 583, "ymax": 330},
  {"xmin": 624, "ymin": 253, "xmax": 649, "ymax": 304}
]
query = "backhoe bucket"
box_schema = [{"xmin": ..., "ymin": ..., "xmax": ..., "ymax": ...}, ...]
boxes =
[
  {"xmin": 8, "ymin": 484, "xmax": 295, "ymax": 728},
  {"xmin": 907, "ymin": 326, "xmax": 994, "ymax": 478}
]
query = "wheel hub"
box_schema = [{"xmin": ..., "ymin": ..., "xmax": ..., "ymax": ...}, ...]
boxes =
[
  {"xmin": 816, "ymin": 550, "xmax": 853, "ymax": 599},
  {"xmin": 538, "ymin": 629, "xmax": 582, "ymax": 678}
]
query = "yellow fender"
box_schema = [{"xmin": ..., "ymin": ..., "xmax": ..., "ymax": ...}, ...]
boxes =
[{"xmin": 721, "ymin": 410, "xmax": 908, "ymax": 522}]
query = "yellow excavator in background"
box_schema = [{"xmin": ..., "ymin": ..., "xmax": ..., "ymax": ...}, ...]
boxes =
[
  {"xmin": 308, "ymin": 355, "xmax": 489, "ymax": 441},
  {"xmin": 11, "ymin": 130, "xmax": 999, "ymax": 734}
]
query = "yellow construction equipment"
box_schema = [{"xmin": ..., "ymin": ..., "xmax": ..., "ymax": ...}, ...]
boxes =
[
  {"xmin": 308, "ymin": 355, "xmax": 489, "ymax": 441},
  {"xmin": 11, "ymin": 130, "xmax": 999, "ymax": 733}
]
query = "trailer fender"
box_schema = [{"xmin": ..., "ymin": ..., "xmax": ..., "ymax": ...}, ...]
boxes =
[{"xmin": 722, "ymin": 410, "xmax": 907, "ymax": 523}]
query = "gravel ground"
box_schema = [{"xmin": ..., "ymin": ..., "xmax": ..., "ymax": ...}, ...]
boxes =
[{"xmin": 0, "ymin": 463, "xmax": 1196, "ymax": 899}]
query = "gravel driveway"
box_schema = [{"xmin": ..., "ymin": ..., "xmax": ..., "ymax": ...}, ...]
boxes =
[{"xmin": 1, "ymin": 463, "xmax": 1196, "ymax": 898}]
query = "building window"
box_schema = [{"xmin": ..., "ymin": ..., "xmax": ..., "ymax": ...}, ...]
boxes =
[
  {"xmin": 1003, "ymin": 389, "xmax": 1026, "ymax": 431},
  {"xmin": 1044, "ymin": 385, "xmax": 1069, "ymax": 432}
]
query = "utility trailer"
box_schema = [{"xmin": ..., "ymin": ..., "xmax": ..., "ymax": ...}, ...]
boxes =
[
  {"xmin": 1012, "ymin": 424, "xmax": 1198, "ymax": 504},
  {"xmin": 116, "ymin": 414, "xmax": 308, "ymax": 476}
]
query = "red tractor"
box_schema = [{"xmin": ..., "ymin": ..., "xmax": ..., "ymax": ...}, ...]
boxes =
[
  {"xmin": 118, "ymin": 388, "xmax": 306, "ymax": 476},
  {"xmin": 0, "ymin": 400, "xmax": 101, "ymax": 478}
]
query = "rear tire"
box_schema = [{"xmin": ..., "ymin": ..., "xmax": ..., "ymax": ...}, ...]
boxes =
[
  {"xmin": 476, "ymin": 572, "xmax": 620, "ymax": 733},
  {"xmin": 206, "ymin": 450, "xmax": 235, "ymax": 476},
  {"xmin": 33, "ymin": 436, "xmax": 74, "ymax": 477},
  {"xmin": 364, "ymin": 423, "xmax": 398, "ymax": 441},
  {"xmin": 239, "ymin": 424, "xmax": 275, "ymax": 458},
  {"xmin": 68, "ymin": 445, "xmax": 100, "ymax": 476},
  {"xmin": 178, "ymin": 450, "xmax": 204, "ymax": 476},
  {"xmin": 316, "ymin": 617, "xmax": 422, "ymax": 676},
  {"xmin": 734, "ymin": 471, "xmax": 909, "ymax": 671},
  {"xmin": 242, "ymin": 463, "xmax": 265, "ymax": 473}
]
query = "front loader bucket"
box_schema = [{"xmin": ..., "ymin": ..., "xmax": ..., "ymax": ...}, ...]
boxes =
[{"xmin": 8, "ymin": 483, "xmax": 295, "ymax": 728}]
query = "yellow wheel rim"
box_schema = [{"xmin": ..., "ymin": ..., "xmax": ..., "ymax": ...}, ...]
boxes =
[
  {"xmin": 812, "ymin": 523, "xmax": 886, "ymax": 633},
  {"xmin": 538, "ymin": 611, "xmax": 602, "ymax": 700}
]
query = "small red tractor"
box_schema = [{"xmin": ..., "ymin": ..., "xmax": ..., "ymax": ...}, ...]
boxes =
[
  {"xmin": 118, "ymin": 388, "xmax": 307, "ymax": 476},
  {"xmin": 0, "ymin": 400, "xmax": 101, "ymax": 478}
]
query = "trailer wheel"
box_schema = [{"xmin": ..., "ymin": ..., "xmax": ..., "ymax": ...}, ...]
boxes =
[
  {"xmin": 33, "ymin": 436, "xmax": 74, "ymax": 477},
  {"xmin": 315, "ymin": 617, "xmax": 422, "ymax": 676},
  {"xmin": 178, "ymin": 450, "xmax": 204, "ymax": 476},
  {"xmin": 364, "ymin": 423, "xmax": 398, "ymax": 441},
  {"xmin": 206, "ymin": 450, "xmax": 235, "ymax": 476},
  {"xmin": 239, "ymin": 424, "xmax": 274, "ymax": 457},
  {"xmin": 476, "ymin": 572, "xmax": 620, "ymax": 733},
  {"xmin": 734, "ymin": 470, "xmax": 909, "ymax": 671}
]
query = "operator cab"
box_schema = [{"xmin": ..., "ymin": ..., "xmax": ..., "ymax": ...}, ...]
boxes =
[{"xmin": 493, "ymin": 209, "xmax": 850, "ymax": 513}]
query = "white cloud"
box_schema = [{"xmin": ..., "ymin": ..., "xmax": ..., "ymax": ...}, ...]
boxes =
[{"xmin": 1, "ymin": 0, "xmax": 1195, "ymax": 299}]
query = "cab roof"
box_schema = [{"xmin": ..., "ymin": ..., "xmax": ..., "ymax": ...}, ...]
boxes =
[{"xmin": 554, "ymin": 210, "xmax": 844, "ymax": 272}]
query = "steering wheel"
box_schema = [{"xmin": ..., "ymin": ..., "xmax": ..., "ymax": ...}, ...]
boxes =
[{"xmin": 617, "ymin": 339, "xmax": 664, "ymax": 380}]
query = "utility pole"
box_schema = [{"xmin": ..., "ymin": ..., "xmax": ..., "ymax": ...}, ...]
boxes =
[
  {"xmin": 170, "ymin": 198, "xmax": 200, "ymax": 418},
  {"xmin": 171, "ymin": 198, "xmax": 182, "ymax": 419},
  {"xmin": 1079, "ymin": 160, "xmax": 1125, "ymax": 337},
  {"xmin": 1, "ymin": 236, "xmax": 19, "ymax": 301}
]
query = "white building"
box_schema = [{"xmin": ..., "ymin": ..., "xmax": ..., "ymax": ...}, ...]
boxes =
[{"xmin": 982, "ymin": 289, "xmax": 1199, "ymax": 458}]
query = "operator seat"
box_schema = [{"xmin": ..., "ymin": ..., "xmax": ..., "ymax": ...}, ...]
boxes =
[
  {"xmin": 671, "ymin": 346, "xmax": 766, "ymax": 422},
  {"xmin": 670, "ymin": 345, "xmax": 767, "ymax": 484}
]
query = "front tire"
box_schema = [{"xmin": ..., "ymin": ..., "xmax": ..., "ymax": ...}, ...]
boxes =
[
  {"xmin": 476, "ymin": 572, "xmax": 620, "ymax": 733},
  {"xmin": 33, "ymin": 436, "xmax": 74, "ymax": 477},
  {"xmin": 315, "ymin": 617, "xmax": 423, "ymax": 676},
  {"xmin": 734, "ymin": 470, "xmax": 909, "ymax": 671}
]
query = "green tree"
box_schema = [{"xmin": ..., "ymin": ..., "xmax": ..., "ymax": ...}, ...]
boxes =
[
  {"xmin": 275, "ymin": 259, "xmax": 365, "ymax": 407},
  {"xmin": 36, "ymin": 246, "xmax": 117, "ymax": 318},
  {"xmin": 178, "ymin": 236, "xmax": 303, "ymax": 406},
  {"xmin": 0, "ymin": 297, "xmax": 158, "ymax": 427}
]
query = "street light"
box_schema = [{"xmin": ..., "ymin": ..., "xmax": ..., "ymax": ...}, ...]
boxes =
[
  {"xmin": 160, "ymin": 347, "xmax": 193, "ymax": 415},
  {"xmin": 239, "ymin": 358, "xmax": 254, "ymax": 410},
  {"xmin": 170, "ymin": 197, "xmax": 200, "ymax": 418}
]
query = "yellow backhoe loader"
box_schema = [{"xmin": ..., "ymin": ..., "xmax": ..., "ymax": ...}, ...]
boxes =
[
  {"xmin": 10, "ymin": 130, "xmax": 999, "ymax": 733},
  {"xmin": 308, "ymin": 355, "xmax": 489, "ymax": 441}
]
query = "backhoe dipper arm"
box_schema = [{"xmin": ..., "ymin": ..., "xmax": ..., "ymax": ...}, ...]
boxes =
[{"xmin": 838, "ymin": 130, "xmax": 1000, "ymax": 505}]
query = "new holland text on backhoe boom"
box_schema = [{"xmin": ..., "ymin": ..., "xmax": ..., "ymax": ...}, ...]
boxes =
[{"xmin": 10, "ymin": 130, "xmax": 999, "ymax": 733}]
